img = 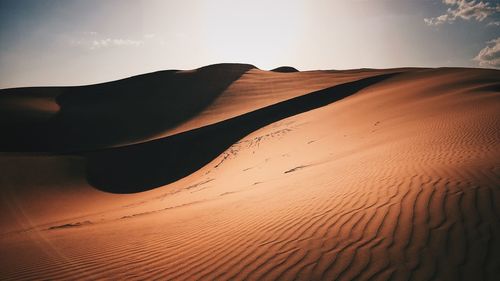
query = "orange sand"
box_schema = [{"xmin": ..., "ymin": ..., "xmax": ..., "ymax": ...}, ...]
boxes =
[{"xmin": 1, "ymin": 66, "xmax": 499, "ymax": 280}]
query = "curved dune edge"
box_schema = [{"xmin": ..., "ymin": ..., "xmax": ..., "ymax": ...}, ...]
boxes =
[
  {"xmin": 84, "ymin": 73, "xmax": 399, "ymax": 193},
  {"xmin": 0, "ymin": 67, "xmax": 499, "ymax": 280}
]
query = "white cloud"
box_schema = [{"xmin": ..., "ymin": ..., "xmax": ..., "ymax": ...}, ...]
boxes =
[
  {"xmin": 69, "ymin": 32, "xmax": 171, "ymax": 50},
  {"xmin": 70, "ymin": 37, "xmax": 144, "ymax": 50},
  {"xmin": 474, "ymin": 37, "xmax": 500, "ymax": 67},
  {"xmin": 425, "ymin": 0, "xmax": 500, "ymax": 26},
  {"xmin": 90, "ymin": 38, "xmax": 144, "ymax": 50}
]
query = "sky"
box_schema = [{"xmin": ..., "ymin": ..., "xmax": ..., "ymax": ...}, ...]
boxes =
[{"xmin": 0, "ymin": 0, "xmax": 499, "ymax": 88}]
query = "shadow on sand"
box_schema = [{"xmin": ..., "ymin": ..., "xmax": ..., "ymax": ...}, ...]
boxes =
[
  {"xmin": 0, "ymin": 63, "xmax": 254, "ymax": 152},
  {"xmin": 84, "ymin": 72, "xmax": 399, "ymax": 193}
]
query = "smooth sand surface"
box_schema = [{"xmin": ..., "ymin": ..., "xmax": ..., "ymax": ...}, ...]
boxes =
[{"xmin": 1, "ymin": 66, "xmax": 499, "ymax": 280}]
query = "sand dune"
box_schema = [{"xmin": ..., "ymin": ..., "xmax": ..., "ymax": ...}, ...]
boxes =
[
  {"xmin": 0, "ymin": 63, "xmax": 254, "ymax": 152},
  {"xmin": 271, "ymin": 66, "xmax": 299, "ymax": 73},
  {"xmin": 1, "ymin": 66, "xmax": 499, "ymax": 280},
  {"xmin": 85, "ymin": 73, "xmax": 397, "ymax": 193}
]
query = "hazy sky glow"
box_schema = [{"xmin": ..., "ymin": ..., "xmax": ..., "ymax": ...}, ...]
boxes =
[{"xmin": 0, "ymin": 0, "xmax": 499, "ymax": 88}]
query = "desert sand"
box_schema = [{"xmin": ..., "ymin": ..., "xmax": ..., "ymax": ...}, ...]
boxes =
[{"xmin": 0, "ymin": 64, "xmax": 499, "ymax": 280}]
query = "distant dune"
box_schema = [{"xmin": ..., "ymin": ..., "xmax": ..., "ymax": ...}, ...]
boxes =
[
  {"xmin": 271, "ymin": 66, "xmax": 299, "ymax": 73},
  {"xmin": 1, "ymin": 65, "xmax": 499, "ymax": 280}
]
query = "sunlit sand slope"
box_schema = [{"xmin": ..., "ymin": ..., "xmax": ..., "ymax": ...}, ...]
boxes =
[{"xmin": 1, "ymin": 67, "xmax": 499, "ymax": 280}]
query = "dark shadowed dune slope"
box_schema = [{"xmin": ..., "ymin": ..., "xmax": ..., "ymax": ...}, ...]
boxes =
[{"xmin": 0, "ymin": 63, "xmax": 255, "ymax": 152}]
